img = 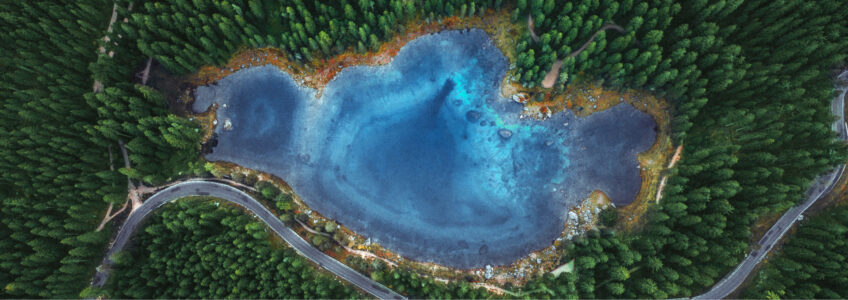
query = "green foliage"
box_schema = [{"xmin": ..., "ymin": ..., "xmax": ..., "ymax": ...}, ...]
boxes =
[
  {"xmin": 345, "ymin": 256, "xmax": 491, "ymax": 299},
  {"xmin": 513, "ymin": 0, "xmax": 848, "ymax": 298},
  {"xmin": 275, "ymin": 192, "xmax": 294, "ymax": 212},
  {"xmin": 121, "ymin": 0, "xmax": 505, "ymax": 74},
  {"xmin": 1, "ymin": 0, "xmax": 847, "ymax": 298},
  {"xmin": 0, "ymin": 1, "xmax": 118, "ymax": 297},
  {"xmin": 0, "ymin": 0, "xmax": 206, "ymax": 296},
  {"xmin": 85, "ymin": 2, "xmax": 203, "ymax": 185},
  {"xmin": 743, "ymin": 207, "xmax": 848, "ymax": 299},
  {"xmin": 105, "ymin": 198, "xmax": 362, "ymax": 298},
  {"xmin": 599, "ymin": 207, "xmax": 619, "ymax": 227},
  {"xmin": 256, "ymin": 181, "xmax": 281, "ymax": 200}
]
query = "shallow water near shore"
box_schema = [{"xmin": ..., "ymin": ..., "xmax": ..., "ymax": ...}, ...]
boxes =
[{"xmin": 194, "ymin": 29, "xmax": 656, "ymax": 268}]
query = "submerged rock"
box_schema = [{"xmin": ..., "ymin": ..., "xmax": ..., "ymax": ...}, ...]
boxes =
[
  {"xmin": 466, "ymin": 110, "xmax": 482, "ymax": 122},
  {"xmin": 498, "ymin": 129, "xmax": 513, "ymax": 139}
]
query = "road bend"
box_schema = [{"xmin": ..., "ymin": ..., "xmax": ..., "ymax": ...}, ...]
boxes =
[
  {"xmin": 91, "ymin": 180, "xmax": 405, "ymax": 300},
  {"xmin": 695, "ymin": 71, "xmax": 848, "ymax": 299}
]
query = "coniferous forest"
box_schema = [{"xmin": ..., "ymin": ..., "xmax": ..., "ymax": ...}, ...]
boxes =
[
  {"xmin": 103, "ymin": 198, "xmax": 362, "ymax": 299},
  {"xmin": 743, "ymin": 207, "xmax": 848, "ymax": 299},
  {"xmin": 1, "ymin": 0, "xmax": 847, "ymax": 298}
]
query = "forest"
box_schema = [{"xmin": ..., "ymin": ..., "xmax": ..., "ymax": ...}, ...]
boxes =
[
  {"xmin": 1, "ymin": 0, "xmax": 846, "ymax": 298},
  {"xmin": 0, "ymin": 1, "xmax": 201, "ymax": 297},
  {"xmin": 101, "ymin": 198, "xmax": 361, "ymax": 298},
  {"xmin": 743, "ymin": 206, "xmax": 848, "ymax": 299},
  {"xmin": 511, "ymin": 0, "xmax": 848, "ymax": 297}
]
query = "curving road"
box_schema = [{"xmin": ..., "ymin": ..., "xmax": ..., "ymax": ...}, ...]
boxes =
[
  {"xmin": 91, "ymin": 180, "xmax": 405, "ymax": 300},
  {"xmin": 695, "ymin": 71, "xmax": 848, "ymax": 299},
  {"xmin": 89, "ymin": 69, "xmax": 845, "ymax": 299}
]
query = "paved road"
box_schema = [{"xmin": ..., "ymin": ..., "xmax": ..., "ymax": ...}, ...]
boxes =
[
  {"xmin": 91, "ymin": 180, "xmax": 405, "ymax": 300},
  {"xmin": 695, "ymin": 71, "xmax": 848, "ymax": 299}
]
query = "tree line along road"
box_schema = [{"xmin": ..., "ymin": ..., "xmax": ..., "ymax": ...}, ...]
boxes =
[
  {"xmin": 92, "ymin": 72, "xmax": 846, "ymax": 300},
  {"xmin": 91, "ymin": 180, "xmax": 405, "ymax": 300},
  {"xmin": 695, "ymin": 70, "xmax": 848, "ymax": 299}
]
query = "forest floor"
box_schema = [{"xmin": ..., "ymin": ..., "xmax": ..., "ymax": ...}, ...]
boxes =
[{"xmin": 182, "ymin": 8, "xmax": 671, "ymax": 290}]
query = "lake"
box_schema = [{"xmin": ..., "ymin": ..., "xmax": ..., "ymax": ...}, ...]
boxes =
[{"xmin": 193, "ymin": 29, "xmax": 656, "ymax": 268}]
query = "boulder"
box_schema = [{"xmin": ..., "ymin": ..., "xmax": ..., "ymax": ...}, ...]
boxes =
[{"xmin": 484, "ymin": 265, "xmax": 494, "ymax": 279}]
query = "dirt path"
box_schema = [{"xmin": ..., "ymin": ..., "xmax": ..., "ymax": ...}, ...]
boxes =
[
  {"xmin": 655, "ymin": 145, "xmax": 683, "ymax": 204},
  {"xmin": 541, "ymin": 24, "xmax": 626, "ymax": 88},
  {"xmin": 342, "ymin": 245, "xmax": 399, "ymax": 268},
  {"xmin": 96, "ymin": 201, "xmax": 129, "ymax": 231},
  {"xmin": 567, "ymin": 25, "xmax": 625, "ymax": 59},
  {"xmin": 96, "ymin": 145, "xmax": 130, "ymax": 231},
  {"xmin": 93, "ymin": 3, "xmax": 133, "ymax": 231},
  {"xmin": 116, "ymin": 139, "xmax": 144, "ymax": 211},
  {"xmin": 295, "ymin": 219, "xmax": 332, "ymax": 237},
  {"xmin": 526, "ymin": 14, "xmax": 540, "ymax": 42},
  {"xmin": 139, "ymin": 57, "xmax": 152, "ymax": 85},
  {"xmin": 92, "ymin": 3, "xmax": 119, "ymax": 92}
]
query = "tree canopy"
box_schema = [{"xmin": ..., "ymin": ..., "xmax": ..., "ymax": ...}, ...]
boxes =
[
  {"xmin": 743, "ymin": 207, "xmax": 848, "ymax": 299},
  {"xmin": 1, "ymin": 0, "xmax": 846, "ymax": 298}
]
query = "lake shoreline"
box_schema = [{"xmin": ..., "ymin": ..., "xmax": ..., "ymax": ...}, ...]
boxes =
[{"xmin": 186, "ymin": 10, "xmax": 667, "ymax": 288}]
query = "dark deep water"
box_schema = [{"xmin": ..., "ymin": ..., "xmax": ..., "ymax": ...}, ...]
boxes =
[{"xmin": 193, "ymin": 29, "xmax": 656, "ymax": 268}]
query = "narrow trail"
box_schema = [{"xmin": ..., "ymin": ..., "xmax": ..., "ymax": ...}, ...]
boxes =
[
  {"xmin": 92, "ymin": 3, "xmax": 133, "ymax": 231},
  {"xmin": 541, "ymin": 24, "xmax": 626, "ymax": 88},
  {"xmin": 341, "ymin": 245, "xmax": 398, "ymax": 268},
  {"xmin": 139, "ymin": 57, "xmax": 152, "ymax": 85},
  {"xmin": 117, "ymin": 139, "xmax": 143, "ymax": 211},
  {"xmin": 96, "ymin": 145, "xmax": 129, "ymax": 231},
  {"xmin": 526, "ymin": 14, "xmax": 540, "ymax": 42},
  {"xmin": 92, "ymin": 3, "xmax": 119, "ymax": 93},
  {"xmin": 656, "ymin": 144, "xmax": 684, "ymax": 204},
  {"xmin": 295, "ymin": 218, "xmax": 332, "ymax": 237},
  {"xmin": 567, "ymin": 25, "xmax": 625, "ymax": 59}
]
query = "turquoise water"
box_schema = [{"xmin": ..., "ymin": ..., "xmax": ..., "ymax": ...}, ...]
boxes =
[{"xmin": 194, "ymin": 30, "xmax": 656, "ymax": 268}]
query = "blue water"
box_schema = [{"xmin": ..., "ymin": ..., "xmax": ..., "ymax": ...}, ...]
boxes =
[{"xmin": 194, "ymin": 30, "xmax": 656, "ymax": 268}]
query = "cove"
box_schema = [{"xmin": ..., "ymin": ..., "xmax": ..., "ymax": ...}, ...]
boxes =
[{"xmin": 193, "ymin": 29, "xmax": 656, "ymax": 268}]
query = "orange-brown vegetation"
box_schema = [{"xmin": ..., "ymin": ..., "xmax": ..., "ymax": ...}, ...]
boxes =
[
  {"xmin": 189, "ymin": 9, "xmax": 520, "ymax": 96},
  {"xmin": 516, "ymin": 77, "xmax": 673, "ymax": 232}
]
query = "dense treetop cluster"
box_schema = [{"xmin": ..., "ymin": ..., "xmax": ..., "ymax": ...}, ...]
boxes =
[
  {"xmin": 104, "ymin": 198, "xmax": 362, "ymax": 299},
  {"xmin": 0, "ymin": 1, "xmax": 198, "ymax": 297},
  {"xmin": 1, "ymin": 0, "xmax": 846, "ymax": 298},
  {"xmin": 743, "ymin": 207, "xmax": 848, "ymax": 299}
]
